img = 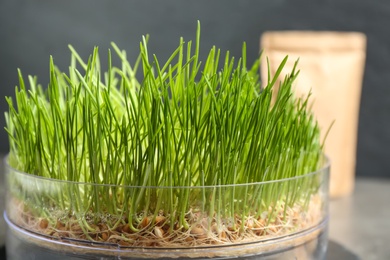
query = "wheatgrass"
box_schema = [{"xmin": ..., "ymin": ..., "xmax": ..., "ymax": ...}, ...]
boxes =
[{"xmin": 4, "ymin": 23, "xmax": 326, "ymax": 248}]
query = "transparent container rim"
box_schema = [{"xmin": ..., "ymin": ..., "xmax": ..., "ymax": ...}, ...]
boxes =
[{"xmin": 4, "ymin": 153, "xmax": 330, "ymax": 189}]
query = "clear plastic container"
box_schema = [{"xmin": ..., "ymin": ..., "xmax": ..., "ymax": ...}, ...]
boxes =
[{"xmin": 4, "ymin": 157, "xmax": 329, "ymax": 259}]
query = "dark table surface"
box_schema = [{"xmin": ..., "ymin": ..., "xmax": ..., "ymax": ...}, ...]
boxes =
[{"xmin": 328, "ymin": 178, "xmax": 390, "ymax": 259}]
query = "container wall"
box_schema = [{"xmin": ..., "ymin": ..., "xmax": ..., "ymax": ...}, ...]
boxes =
[{"xmin": 5, "ymin": 159, "xmax": 329, "ymax": 258}]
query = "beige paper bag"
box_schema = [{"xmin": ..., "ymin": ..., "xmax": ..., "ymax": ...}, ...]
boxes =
[{"xmin": 260, "ymin": 31, "xmax": 367, "ymax": 198}]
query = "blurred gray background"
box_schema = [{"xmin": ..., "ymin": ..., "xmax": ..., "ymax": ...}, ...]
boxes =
[{"xmin": 0, "ymin": 0, "xmax": 389, "ymax": 178}]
